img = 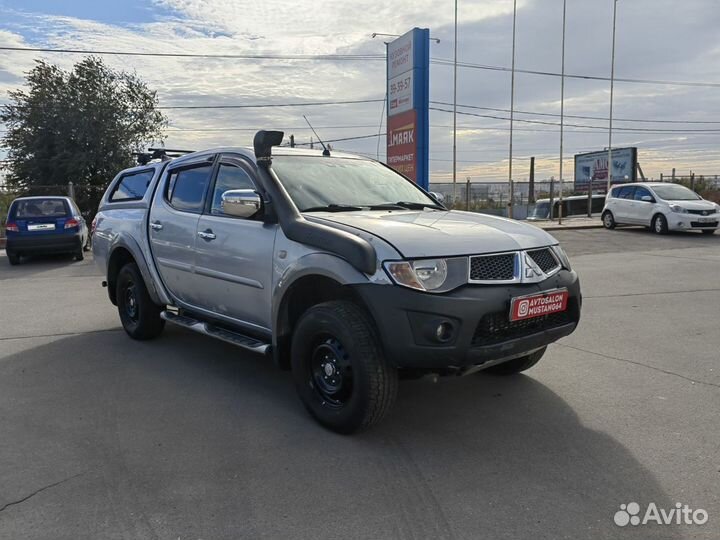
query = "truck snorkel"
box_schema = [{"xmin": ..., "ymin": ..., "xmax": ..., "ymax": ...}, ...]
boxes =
[{"xmin": 252, "ymin": 130, "xmax": 377, "ymax": 275}]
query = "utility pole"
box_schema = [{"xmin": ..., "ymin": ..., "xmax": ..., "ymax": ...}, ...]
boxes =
[
  {"xmin": 529, "ymin": 156, "xmax": 535, "ymax": 204},
  {"xmin": 607, "ymin": 0, "xmax": 619, "ymax": 194},
  {"xmin": 452, "ymin": 0, "xmax": 458, "ymax": 204},
  {"xmin": 558, "ymin": 0, "xmax": 567, "ymax": 224},
  {"xmin": 508, "ymin": 0, "xmax": 518, "ymax": 219}
]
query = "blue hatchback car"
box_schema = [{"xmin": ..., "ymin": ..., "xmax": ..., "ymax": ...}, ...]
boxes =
[{"xmin": 5, "ymin": 196, "xmax": 88, "ymax": 265}]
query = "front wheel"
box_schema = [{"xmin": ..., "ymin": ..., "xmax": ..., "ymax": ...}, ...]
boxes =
[
  {"xmin": 482, "ymin": 347, "xmax": 547, "ymax": 376},
  {"xmin": 602, "ymin": 211, "xmax": 616, "ymax": 230},
  {"xmin": 116, "ymin": 262, "xmax": 165, "ymax": 340},
  {"xmin": 291, "ymin": 300, "xmax": 398, "ymax": 434},
  {"xmin": 652, "ymin": 214, "xmax": 669, "ymax": 235}
]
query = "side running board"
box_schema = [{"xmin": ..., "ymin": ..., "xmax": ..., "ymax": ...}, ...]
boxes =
[{"xmin": 160, "ymin": 310, "xmax": 270, "ymax": 355}]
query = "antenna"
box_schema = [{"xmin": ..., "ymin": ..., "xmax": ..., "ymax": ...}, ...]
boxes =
[{"xmin": 303, "ymin": 115, "xmax": 331, "ymax": 156}]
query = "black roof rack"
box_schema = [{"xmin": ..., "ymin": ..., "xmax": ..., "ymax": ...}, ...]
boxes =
[{"xmin": 134, "ymin": 147, "xmax": 194, "ymax": 165}]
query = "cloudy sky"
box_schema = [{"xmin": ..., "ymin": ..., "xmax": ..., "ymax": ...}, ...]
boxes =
[{"xmin": 1, "ymin": 0, "xmax": 719, "ymax": 185}]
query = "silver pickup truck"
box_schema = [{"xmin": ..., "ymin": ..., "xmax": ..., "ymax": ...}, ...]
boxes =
[{"xmin": 93, "ymin": 131, "xmax": 581, "ymax": 433}]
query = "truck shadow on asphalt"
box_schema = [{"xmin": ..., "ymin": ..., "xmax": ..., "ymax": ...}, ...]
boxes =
[{"xmin": 0, "ymin": 327, "xmax": 683, "ymax": 540}]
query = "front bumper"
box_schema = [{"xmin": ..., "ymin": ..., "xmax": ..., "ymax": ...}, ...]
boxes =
[
  {"xmin": 668, "ymin": 212, "xmax": 720, "ymax": 231},
  {"xmin": 352, "ymin": 270, "xmax": 581, "ymax": 370},
  {"xmin": 6, "ymin": 233, "xmax": 82, "ymax": 254}
]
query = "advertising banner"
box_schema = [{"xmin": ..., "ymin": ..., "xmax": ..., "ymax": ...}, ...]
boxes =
[
  {"xmin": 387, "ymin": 109, "xmax": 418, "ymax": 181},
  {"xmin": 386, "ymin": 28, "xmax": 429, "ymax": 189},
  {"xmin": 574, "ymin": 147, "xmax": 637, "ymax": 192}
]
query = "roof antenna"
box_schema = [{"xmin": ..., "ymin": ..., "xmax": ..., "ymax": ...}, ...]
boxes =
[{"xmin": 303, "ymin": 115, "xmax": 331, "ymax": 156}]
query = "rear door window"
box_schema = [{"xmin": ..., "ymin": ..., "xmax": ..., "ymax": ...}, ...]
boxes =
[
  {"xmin": 167, "ymin": 164, "xmax": 213, "ymax": 213},
  {"xmin": 617, "ymin": 186, "xmax": 636, "ymax": 199},
  {"xmin": 110, "ymin": 170, "xmax": 155, "ymax": 202},
  {"xmin": 13, "ymin": 199, "xmax": 69, "ymax": 219}
]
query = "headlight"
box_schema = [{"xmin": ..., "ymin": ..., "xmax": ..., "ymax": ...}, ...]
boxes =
[
  {"xmin": 670, "ymin": 204, "xmax": 688, "ymax": 213},
  {"xmin": 384, "ymin": 259, "xmax": 448, "ymax": 291},
  {"xmin": 551, "ymin": 244, "xmax": 572, "ymax": 270},
  {"xmin": 715, "ymin": 204, "xmax": 720, "ymax": 214}
]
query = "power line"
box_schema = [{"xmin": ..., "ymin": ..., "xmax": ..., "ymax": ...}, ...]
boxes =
[
  {"xmin": 4, "ymin": 45, "xmax": 720, "ymax": 88},
  {"xmin": 157, "ymin": 99, "xmax": 384, "ymax": 110},
  {"xmin": 430, "ymin": 58, "xmax": 720, "ymax": 88},
  {"xmin": 432, "ymin": 100, "xmax": 720, "ymax": 125},
  {"xmin": 430, "ymin": 106, "xmax": 720, "ymax": 133},
  {"xmin": 0, "ymin": 46, "xmax": 384, "ymax": 61}
]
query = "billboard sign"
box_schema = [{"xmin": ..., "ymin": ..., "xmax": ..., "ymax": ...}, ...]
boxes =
[
  {"xmin": 387, "ymin": 109, "xmax": 418, "ymax": 180},
  {"xmin": 574, "ymin": 147, "xmax": 637, "ymax": 192},
  {"xmin": 386, "ymin": 28, "xmax": 429, "ymax": 189}
]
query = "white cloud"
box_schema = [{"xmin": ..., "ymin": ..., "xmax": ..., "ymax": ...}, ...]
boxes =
[{"xmin": 1, "ymin": 0, "xmax": 719, "ymax": 184}]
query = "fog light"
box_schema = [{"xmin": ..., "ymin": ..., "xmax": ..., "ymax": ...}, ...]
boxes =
[{"xmin": 435, "ymin": 322, "xmax": 454, "ymax": 342}]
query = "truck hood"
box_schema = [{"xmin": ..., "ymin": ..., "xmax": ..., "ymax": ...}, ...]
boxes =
[{"xmin": 308, "ymin": 210, "xmax": 558, "ymax": 258}]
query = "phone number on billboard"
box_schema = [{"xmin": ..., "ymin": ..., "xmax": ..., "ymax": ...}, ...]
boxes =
[{"xmin": 390, "ymin": 77, "xmax": 411, "ymax": 95}]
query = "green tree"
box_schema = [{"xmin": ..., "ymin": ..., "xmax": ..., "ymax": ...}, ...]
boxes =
[{"xmin": 1, "ymin": 57, "xmax": 167, "ymax": 218}]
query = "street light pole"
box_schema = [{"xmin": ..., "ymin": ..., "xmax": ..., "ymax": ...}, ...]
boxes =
[
  {"xmin": 452, "ymin": 0, "xmax": 458, "ymax": 204},
  {"xmin": 508, "ymin": 0, "xmax": 518, "ymax": 219},
  {"xmin": 607, "ymin": 0, "xmax": 618, "ymax": 194},
  {"xmin": 558, "ymin": 0, "xmax": 567, "ymax": 225}
]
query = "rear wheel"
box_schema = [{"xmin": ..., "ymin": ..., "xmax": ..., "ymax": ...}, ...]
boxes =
[
  {"xmin": 702, "ymin": 229, "xmax": 716, "ymax": 235},
  {"xmin": 116, "ymin": 262, "xmax": 165, "ymax": 340},
  {"xmin": 7, "ymin": 251, "xmax": 20, "ymax": 266},
  {"xmin": 602, "ymin": 211, "xmax": 616, "ymax": 230},
  {"xmin": 291, "ymin": 300, "xmax": 398, "ymax": 434},
  {"xmin": 482, "ymin": 347, "xmax": 547, "ymax": 376},
  {"xmin": 652, "ymin": 214, "xmax": 668, "ymax": 235}
]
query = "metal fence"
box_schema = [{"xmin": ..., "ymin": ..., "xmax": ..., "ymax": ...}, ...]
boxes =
[{"xmin": 429, "ymin": 181, "xmax": 574, "ymax": 220}]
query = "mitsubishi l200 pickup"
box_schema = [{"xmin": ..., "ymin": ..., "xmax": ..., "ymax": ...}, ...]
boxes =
[{"xmin": 93, "ymin": 131, "xmax": 581, "ymax": 433}]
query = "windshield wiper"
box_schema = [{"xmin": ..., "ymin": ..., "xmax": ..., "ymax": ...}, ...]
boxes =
[
  {"xmin": 301, "ymin": 203, "xmax": 364, "ymax": 212},
  {"xmin": 370, "ymin": 201, "xmax": 445, "ymax": 211}
]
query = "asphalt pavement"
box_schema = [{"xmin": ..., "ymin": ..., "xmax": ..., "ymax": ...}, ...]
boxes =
[{"xmin": 0, "ymin": 228, "xmax": 718, "ymax": 540}]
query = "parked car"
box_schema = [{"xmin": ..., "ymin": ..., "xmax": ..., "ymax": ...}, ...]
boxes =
[
  {"xmin": 601, "ymin": 183, "xmax": 720, "ymax": 235},
  {"xmin": 92, "ymin": 131, "xmax": 581, "ymax": 434},
  {"xmin": 5, "ymin": 196, "xmax": 88, "ymax": 265},
  {"xmin": 527, "ymin": 194, "xmax": 607, "ymax": 220}
]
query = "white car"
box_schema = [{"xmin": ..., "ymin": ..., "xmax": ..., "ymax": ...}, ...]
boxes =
[{"xmin": 602, "ymin": 182, "xmax": 720, "ymax": 235}]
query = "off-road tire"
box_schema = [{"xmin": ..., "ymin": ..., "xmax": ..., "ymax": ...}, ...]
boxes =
[
  {"xmin": 291, "ymin": 300, "xmax": 398, "ymax": 434},
  {"xmin": 116, "ymin": 262, "xmax": 165, "ymax": 340},
  {"xmin": 482, "ymin": 347, "xmax": 547, "ymax": 376}
]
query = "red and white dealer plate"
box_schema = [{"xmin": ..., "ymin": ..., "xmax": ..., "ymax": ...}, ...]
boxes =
[{"xmin": 510, "ymin": 289, "xmax": 569, "ymax": 322}]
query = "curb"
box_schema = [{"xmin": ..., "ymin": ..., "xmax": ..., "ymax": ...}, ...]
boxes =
[{"xmin": 540, "ymin": 224, "xmax": 604, "ymax": 231}]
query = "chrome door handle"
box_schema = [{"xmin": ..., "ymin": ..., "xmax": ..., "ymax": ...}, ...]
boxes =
[
  {"xmin": 150, "ymin": 221, "xmax": 163, "ymax": 230},
  {"xmin": 198, "ymin": 230, "xmax": 216, "ymax": 240}
]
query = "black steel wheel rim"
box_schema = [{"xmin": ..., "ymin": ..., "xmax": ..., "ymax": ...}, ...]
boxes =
[
  {"xmin": 309, "ymin": 336, "xmax": 353, "ymax": 409},
  {"xmin": 124, "ymin": 280, "xmax": 139, "ymax": 322}
]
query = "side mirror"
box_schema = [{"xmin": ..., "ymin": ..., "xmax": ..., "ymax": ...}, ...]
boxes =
[
  {"xmin": 429, "ymin": 191, "xmax": 445, "ymax": 204},
  {"xmin": 641, "ymin": 195, "xmax": 654, "ymax": 203},
  {"xmin": 221, "ymin": 189, "xmax": 262, "ymax": 218}
]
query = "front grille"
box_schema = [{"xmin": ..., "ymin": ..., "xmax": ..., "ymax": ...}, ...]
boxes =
[
  {"xmin": 527, "ymin": 248, "xmax": 559, "ymax": 273},
  {"xmin": 687, "ymin": 209, "xmax": 714, "ymax": 216},
  {"xmin": 469, "ymin": 253, "xmax": 516, "ymax": 281},
  {"xmin": 691, "ymin": 221, "xmax": 718, "ymax": 228},
  {"xmin": 472, "ymin": 299, "xmax": 577, "ymax": 347}
]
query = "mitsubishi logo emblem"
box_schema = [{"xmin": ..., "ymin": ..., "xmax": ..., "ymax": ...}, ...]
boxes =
[{"xmin": 523, "ymin": 253, "xmax": 544, "ymax": 280}]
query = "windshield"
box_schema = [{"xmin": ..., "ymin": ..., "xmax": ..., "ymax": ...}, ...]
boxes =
[
  {"xmin": 651, "ymin": 184, "xmax": 701, "ymax": 201},
  {"xmin": 271, "ymin": 156, "xmax": 439, "ymax": 211},
  {"xmin": 529, "ymin": 202, "xmax": 550, "ymax": 219}
]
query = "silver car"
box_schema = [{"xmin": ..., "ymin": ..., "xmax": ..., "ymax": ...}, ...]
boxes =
[{"xmin": 93, "ymin": 131, "xmax": 581, "ymax": 433}]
